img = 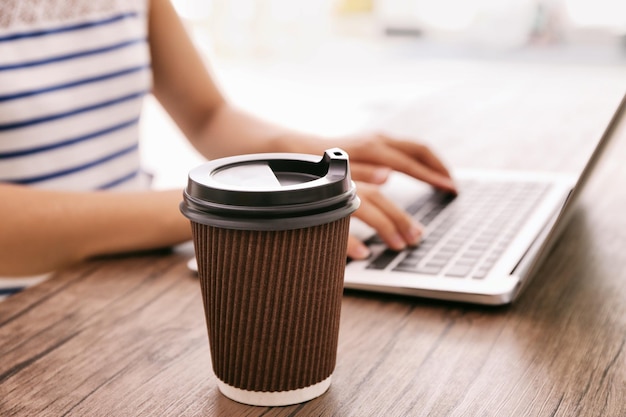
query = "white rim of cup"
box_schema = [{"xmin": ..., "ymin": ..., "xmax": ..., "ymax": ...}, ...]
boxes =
[{"xmin": 216, "ymin": 376, "xmax": 332, "ymax": 407}]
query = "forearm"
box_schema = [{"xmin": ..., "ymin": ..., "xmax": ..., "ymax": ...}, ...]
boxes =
[
  {"xmin": 0, "ymin": 184, "xmax": 190, "ymax": 276},
  {"xmin": 148, "ymin": 0, "xmax": 326, "ymax": 159},
  {"xmin": 190, "ymin": 104, "xmax": 327, "ymax": 159}
]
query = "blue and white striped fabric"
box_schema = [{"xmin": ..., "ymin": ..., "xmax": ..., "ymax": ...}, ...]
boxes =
[
  {"xmin": 0, "ymin": 0, "xmax": 152, "ymax": 191},
  {"xmin": 0, "ymin": 0, "xmax": 153, "ymax": 298}
]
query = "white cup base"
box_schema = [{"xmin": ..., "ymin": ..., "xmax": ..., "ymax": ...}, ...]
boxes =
[{"xmin": 216, "ymin": 376, "xmax": 332, "ymax": 407}]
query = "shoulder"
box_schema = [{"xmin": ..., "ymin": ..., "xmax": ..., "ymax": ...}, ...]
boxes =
[{"xmin": 0, "ymin": 0, "xmax": 149, "ymax": 34}]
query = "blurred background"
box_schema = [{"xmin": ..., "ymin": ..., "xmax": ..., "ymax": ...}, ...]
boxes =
[
  {"xmin": 142, "ymin": 0, "xmax": 626, "ymax": 188},
  {"xmin": 175, "ymin": 0, "xmax": 626, "ymax": 61}
]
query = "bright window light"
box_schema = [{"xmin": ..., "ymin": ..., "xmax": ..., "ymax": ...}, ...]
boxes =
[
  {"xmin": 172, "ymin": 0, "xmax": 213, "ymax": 20},
  {"xmin": 564, "ymin": 0, "xmax": 626, "ymax": 30},
  {"xmin": 415, "ymin": 0, "xmax": 479, "ymax": 31}
]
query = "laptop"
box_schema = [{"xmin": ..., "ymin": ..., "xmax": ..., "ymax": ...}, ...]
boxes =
[
  {"xmin": 343, "ymin": 91, "xmax": 626, "ymax": 305},
  {"xmin": 187, "ymin": 92, "xmax": 625, "ymax": 305}
]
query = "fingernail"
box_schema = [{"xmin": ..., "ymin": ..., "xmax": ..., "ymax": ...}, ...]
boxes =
[
  {"xmin": 389, "ymin": 233, "xmax": 407, "ymax": 250},
  {"xmin": 353, "ymin": 244, "xmax": 371, "ymax": 259},
  {"xmin": 372, "ymin": 168, "xmax": 391, "ymax": 184},
  {"xmin": 443, "ymin": 177, "xmax": 457, "ymax": 192},
  {"xmin": 405, "ymin": 222, "xmax": 423, "ymax": 244}
]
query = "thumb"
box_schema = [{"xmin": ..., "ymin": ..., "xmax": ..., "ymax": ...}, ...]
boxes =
[
  {"xmin": 350, "ymin": 164, "xmax": 391, "ymax": 184},
  {"xmin": 346, "ymin": 235, "xmax": 371, "ymax": 260}
]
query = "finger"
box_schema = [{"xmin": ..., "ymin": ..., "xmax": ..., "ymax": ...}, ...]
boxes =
[
  {"xmin": 346, "ymin": 235, "xmax": 371, "ymax": 260},
  {"xmin": 382, "ymin": 135, "xmax": 452, "ymax": 178},
  {"xmin": 381, "ymin": 147, "xmax": 456, "ymax": 193},
  {"xmin": 350, "ymin": 163, "xmax": 391, "ymax": 184},
  {"xmin": 349, "ymin": 139, "xmax": 457, "ymax": 193},
  {"xmin": 354, "ymin": 185, "xmax": 423, "ymax": 249}
]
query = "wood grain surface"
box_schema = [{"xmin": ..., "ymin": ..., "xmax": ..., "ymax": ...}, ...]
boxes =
[{"xmin": 1, "ymin": 63, "xmax": 625, "ymax": 416}]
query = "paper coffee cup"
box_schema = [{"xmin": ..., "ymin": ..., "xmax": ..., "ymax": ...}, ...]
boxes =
[{"xmin": 180, "ymin": 148, "xmax": 359, "ymax": 406}]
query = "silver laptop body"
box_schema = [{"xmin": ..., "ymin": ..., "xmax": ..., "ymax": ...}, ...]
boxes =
[{"xmin": 343, "ymin": 92, "xmax": 626, "ymax": 305}]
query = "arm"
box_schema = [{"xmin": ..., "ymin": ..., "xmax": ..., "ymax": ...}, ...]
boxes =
[
  {"xmin": 0, "ymin": 184, "xmax": 189, "ymax": 276},
  {"xmin": 147, "ymin": 0, "xmax": 457, "ymax": 259},
  {"xmin": 147, "ymin": 0, "xmax": 457, "ymax": 193},
  {"xmin": 148, "ymin": 0, "xmax": 319, "ymax": 159},
  {"xmin": 0, "ymin": 1, "xmax": 311, "ymax": 277}
]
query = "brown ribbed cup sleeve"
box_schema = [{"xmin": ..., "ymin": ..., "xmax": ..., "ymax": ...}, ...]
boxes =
[{"xmin": 191, "ymin": 217, "xmax": 350, "ymax": 393}]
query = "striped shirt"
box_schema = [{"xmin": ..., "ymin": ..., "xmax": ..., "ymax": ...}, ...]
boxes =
[
  {"xmin": 0, "ymin": 0, "xmax": 152, "ymax": 191},
  {"xmin": 0, "ymin": 0, "xmax": 154, "ymax": 298}
]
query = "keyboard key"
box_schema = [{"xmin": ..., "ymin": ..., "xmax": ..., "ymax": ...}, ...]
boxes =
[
  {"xmin": 395, "ymin": 264, "xmax": 443, "ymax": 275},
  {"xmin": 424, "ymin": 259, "xmax": 448, "ymax": 268},
  {"xmin": 396, "ymin": 259, "xmax": 419, "ymax": 269},
  {"xmin": 366, "ymin": 249, "xmax": 400, "ymax": 270},
  {"xmin": 473, "ymin": 268, "xmax": 491, "ymax": 279},
  {"xmin": 445, "ymin": 265, "xmax": 473, "ymax": 277},
  {"xmin": 454, "ymin": 258, "xmax": 476, "ymax": 266}
]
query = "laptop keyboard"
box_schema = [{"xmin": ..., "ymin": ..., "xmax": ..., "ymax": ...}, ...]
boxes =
[{"xmin": 365, "ymin": 180, "xmax": 550, "ymax": 279}]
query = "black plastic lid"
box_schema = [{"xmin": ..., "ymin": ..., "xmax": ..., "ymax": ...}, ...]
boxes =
[{"xmin": 180, "ymin": 148, "xmax": 360, "ymax": 230}]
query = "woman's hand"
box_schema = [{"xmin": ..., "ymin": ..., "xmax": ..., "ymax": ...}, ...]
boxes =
[
  {"xmin": 333, "ymin": 133, "xmax": 456, "ymax": 260},
  {"xmin": 347, "ymin": 182, "xmax": 424, "ymax": 259},
  {"xmin": 338, "ymin": 133, "xmax": 456, "ymax": 191}
]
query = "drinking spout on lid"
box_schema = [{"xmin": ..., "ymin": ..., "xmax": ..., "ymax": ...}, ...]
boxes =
[{"xmin": 321, "ymin": 148, "xmax": 351, "ymax": 183}]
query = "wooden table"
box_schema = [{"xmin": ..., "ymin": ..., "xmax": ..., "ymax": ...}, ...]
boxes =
[{"xmin": 1, "ymin": 62, "xmax": 626, "ymax": 416}]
